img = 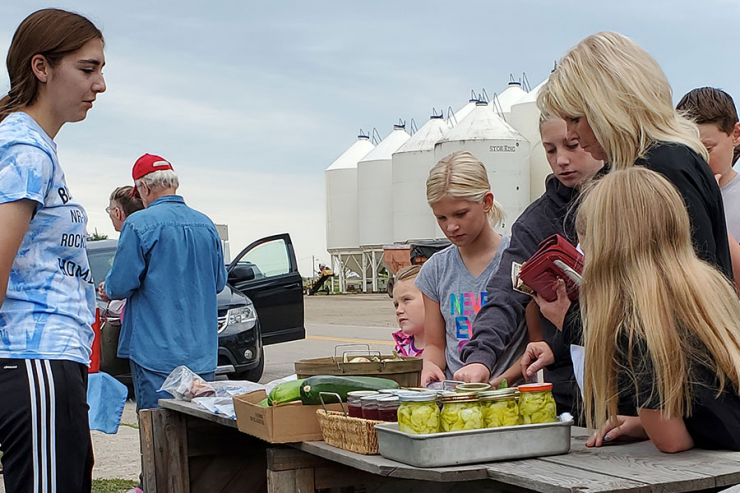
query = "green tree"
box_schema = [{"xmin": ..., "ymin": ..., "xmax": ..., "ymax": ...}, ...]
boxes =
[{"xmin": 88, "ymin": 228, "xmax": 108, "ymax": 241}]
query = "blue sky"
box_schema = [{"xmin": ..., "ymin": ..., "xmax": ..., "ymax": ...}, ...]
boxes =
[{"xmin": 2, "ymin": 1, "xmax": 739, "ymax": 276}]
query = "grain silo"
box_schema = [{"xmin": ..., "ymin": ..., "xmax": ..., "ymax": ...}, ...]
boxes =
[{"xmin": 435, "ymin": 101, "xmax": 531, "ymax": 235}]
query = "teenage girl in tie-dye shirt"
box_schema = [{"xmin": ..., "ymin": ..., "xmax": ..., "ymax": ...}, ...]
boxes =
[{"xmin": 0, "ymin": 9, "xmax": 106, "ymax": 492}]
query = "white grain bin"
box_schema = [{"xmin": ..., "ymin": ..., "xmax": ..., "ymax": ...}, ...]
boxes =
[
  {"xmin": 357, "ymin": 125, "xmax": 411, "ymax": 247},
  {"xmin": 509, "ymin": 78, "xmax": 550, "ymax": 201},
  {"xmin": 325, "ymin": 134, "xmax": 375, "ymax": 251},
  {"xmin": 435, "ymin": 101, "xmax": 531, "ymax": 235},
  {"xmin": 392, "ymin": 114, "xmax": 451, "ymax": 242},
  {"xmin": 495, "ymin": 81, "xmax": 528, "ymax": 122},
  {"xmin": 449, "ymin": 96, "xmax": 479, "ymax": 127}
]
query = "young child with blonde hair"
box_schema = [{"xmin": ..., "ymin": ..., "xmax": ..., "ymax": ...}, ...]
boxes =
[{"xmin": 391, "ymin": 265, "xmax": 425, "ymax": 357}]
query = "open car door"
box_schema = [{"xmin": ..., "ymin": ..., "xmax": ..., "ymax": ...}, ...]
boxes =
[{"xmin": 227, "ymin": 233, "xmax": 305, "ymax": 345}]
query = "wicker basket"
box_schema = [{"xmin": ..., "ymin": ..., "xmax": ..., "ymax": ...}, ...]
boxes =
[{"xmin": 316, "ymin": 409, "xmax": 383, "ymax": 455}]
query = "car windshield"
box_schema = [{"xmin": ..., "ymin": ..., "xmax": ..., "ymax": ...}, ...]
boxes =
[{"xmin": 88, "ymin": 249, "xmax": 117, "ymax": 285}]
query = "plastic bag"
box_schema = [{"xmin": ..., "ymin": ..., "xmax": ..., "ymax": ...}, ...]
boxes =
[
  {"xmin": 159, "ymin": 366, "xmax": 269, "ymax": 401},
  {"xmin": 159, "ymin": 366, "xmax": 217, "ymax": 401}
]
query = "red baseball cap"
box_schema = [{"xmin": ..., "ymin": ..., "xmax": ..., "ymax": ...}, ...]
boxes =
[{"xmin": 130, "ymin": 153, "xmax": 174, "ymax": 197}]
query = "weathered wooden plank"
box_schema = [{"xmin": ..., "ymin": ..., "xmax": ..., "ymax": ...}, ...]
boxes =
[
  {"xmin": 267, "ymin": 447, "xmax": 330, "ymax": 471},
  {"xmin": 267, "ymin": 468, "xmax": 315, "ymax": 493},
  {"xmin": 152, "ymin": 408, "xmax": 190, "ymax": 493},
  {"xmin": 544, "ymin": 437, "xmax": 740, "ymax": 492},
  {"xmin": 719, "ymin": 485, "xmax": 740, "ymax": 493},
  {"xmin": 139, "ymin": 409, "xmax": 157, "ymax": 493},
  {"xmin": 160, "ymin": 398, "xmax": 237, "ymax": 428},
  {"xmin": 366, "ymin": 479, "xmax": 536, "ymax": 492},
  {"xmin": 486, "ymin": 458, "xmax": 650, "ymax": 493},
  {"xmin": 295, "ymin": 441, "xmax": 490, "ymax": 482}
]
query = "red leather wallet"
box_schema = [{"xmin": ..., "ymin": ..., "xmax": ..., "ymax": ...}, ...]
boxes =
[{"xmin": 516, "ymin": 234, "xmax": 583, "ymax": 302}]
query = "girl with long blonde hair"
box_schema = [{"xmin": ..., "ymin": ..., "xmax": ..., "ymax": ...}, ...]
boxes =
[
  {"xmin": 417, "ymin": 151, "xmax": 518, "ymax": 384},
  {"xmin": 577, "ymin": 167, "xmax": 740, "ymax": 452},
  {"xmin": 538, "ymin": 31, "xmax": 731, "ymax": 278}
]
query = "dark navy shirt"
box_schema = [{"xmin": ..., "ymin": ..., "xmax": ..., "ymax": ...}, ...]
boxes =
[{"xmin": 105, "ymin": 195, "xmax": 226, "ymax": 373}]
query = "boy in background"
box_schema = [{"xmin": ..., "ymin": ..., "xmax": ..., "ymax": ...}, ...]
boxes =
[{"xmin": 678, "ymin": 87, "xmax": 740, "ymax": 240}]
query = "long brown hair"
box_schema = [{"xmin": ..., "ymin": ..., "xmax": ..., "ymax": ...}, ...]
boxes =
[
  {"xmin": 577, "ymin": 167, "xmax": 740, "ymax": 429},
  {"xmin": 1, "ymin": 9, "xmax": 103, "ymax": 122}
]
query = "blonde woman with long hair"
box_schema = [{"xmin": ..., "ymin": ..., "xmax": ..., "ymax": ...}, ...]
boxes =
[
  {"xmin": 578, "ymin": 168, "xmax": 740, "ymax": 452},
  {"xmin": 417, "ymin": 151, "xmax": 519, "ymax": 384},
  {"xmin": 538, "ymin": 31, "xmax": 731, "ymax": 279},
  {"xmin": 522, "ymin": 32, "xmax": 735, "ymax": 381}
]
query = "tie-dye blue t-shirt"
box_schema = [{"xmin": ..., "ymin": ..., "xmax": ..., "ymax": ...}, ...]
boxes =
[{"xmin": 0, "ymin": 112, "xmax": 95, "ymax": 364}]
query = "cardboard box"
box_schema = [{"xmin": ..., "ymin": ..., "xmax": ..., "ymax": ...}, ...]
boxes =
[{"xmin": 233, "ymin": 389, "xmax": 343, "ymax": 443}]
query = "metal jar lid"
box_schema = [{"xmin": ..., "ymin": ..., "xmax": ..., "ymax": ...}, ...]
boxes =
[
  {"xmin": 455, "ymin": 382, "xmax": 492, "ymax": 393},
  {"xmin": 440, "ymin": 391, "xmax": 479, "ymax": 403},
  {"xmin": 398, "ymin": 391, "xmax": 438, "ymax": 403},
  {"xmin": 347, "ymin": 391, "xmax": 379, "ymax": 399},
  {"xmin": 377, "ymin": 396, "xmax": 400, "ymax": 405},
  {"xmin": 478, "ymin": 388, "xmax": 518, "ymax": 401},
  {"xmin": 359, "ymin": 394, "xmax": 384, "ymax": 402}
]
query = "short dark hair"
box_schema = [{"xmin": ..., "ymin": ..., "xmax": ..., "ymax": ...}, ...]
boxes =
[
  {"xmin": 677, "ymin": 87, "xmax": 738, "ymax": 135},
  {"xmin": 109, "ymin": 186, "xmax": 144, "ymax": 216}
]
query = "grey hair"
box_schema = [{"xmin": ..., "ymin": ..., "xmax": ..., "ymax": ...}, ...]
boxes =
[{"xmin": 135, "ymin": 169, "xmax": 179, "ymax": 191}]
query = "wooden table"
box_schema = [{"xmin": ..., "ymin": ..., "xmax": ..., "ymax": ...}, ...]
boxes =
[{"xmin": 141, "ymin": 399, "xmax": 740, "ymax": 493}]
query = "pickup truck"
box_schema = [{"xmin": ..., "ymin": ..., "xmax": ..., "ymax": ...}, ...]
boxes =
[{"xmin": 87, "ymin": 233, "xmax": 305, "ymax": 384}]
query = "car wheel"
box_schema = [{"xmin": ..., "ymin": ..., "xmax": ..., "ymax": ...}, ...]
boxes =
[{"xmin": 232, "ymin": 348, "xmax": 264, "ymax": 382}]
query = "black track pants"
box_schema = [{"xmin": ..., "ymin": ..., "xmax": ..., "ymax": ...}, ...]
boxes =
[{"xmin": 0, "ymin": 359, "xmax": 94, "ymax": 493}]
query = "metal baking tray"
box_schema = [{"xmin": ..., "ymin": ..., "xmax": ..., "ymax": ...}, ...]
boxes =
[{"xmin": 375, "ymin": 417, "xmax": 573, "ymax": 467}]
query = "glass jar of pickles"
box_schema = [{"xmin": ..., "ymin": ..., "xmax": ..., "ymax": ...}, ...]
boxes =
[
  {"xmin": 440, "ymin": 392, "xmax": 484, "ymax": 432},
  {"xmin": 517, "ymin": 383, "xmax": 557, "ymax": 424},
  {"xmin": 398, "ymin": 392, "xmax": 440, "ymax": 434},
  {"xmin": 478, "ymin": 388, "xmax": 520, "ymax": 428},
  {"xmin": 347, "ymin": 391, "xmax": 378, "ymax": 418}
]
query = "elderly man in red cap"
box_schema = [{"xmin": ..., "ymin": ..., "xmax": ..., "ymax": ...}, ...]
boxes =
[{"xmin": 99, "ymin": 154, "xmax": 227, "ymax": 412}]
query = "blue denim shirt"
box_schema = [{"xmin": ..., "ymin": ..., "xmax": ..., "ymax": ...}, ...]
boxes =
[{"xmin": 104, "ymin": 195, "xmax": 227, "ymax": 374}]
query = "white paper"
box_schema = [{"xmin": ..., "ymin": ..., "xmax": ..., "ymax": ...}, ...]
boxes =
[{"xmin": 570, "ymin": 344, "xmax": 585, "ymax": 399}]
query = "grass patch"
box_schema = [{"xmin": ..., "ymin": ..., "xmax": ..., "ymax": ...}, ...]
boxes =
[
  {"xmin": 92, "ymin": 478, "xmax": 138, "ymax": 492},
  {"xmin": 119, "ymin": 422, "xmax": 139, "ymax": 430}
]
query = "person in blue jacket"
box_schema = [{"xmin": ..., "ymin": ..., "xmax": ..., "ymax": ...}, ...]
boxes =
[{"xmin": 99, "ymin": 153, "xmax": 227, "ymax": 412}]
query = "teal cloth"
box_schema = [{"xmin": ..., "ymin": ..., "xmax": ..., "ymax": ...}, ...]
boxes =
[{"xmin": 87, "ymin": 372, "xmax": 128, "ymax": 434}]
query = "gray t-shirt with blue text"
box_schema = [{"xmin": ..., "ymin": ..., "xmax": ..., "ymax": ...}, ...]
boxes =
[{"xmin": 416, "ymin": 236, "xmax": 523, "ymax": 378}]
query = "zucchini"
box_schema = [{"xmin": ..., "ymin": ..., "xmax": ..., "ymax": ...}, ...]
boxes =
[
  {"xmin": 299, "ymin": 375, "xmax": 399, "ymax": 405},
  {"xmin": 268, "ymin": 379, "xmax": 305, "ymax": 406}
]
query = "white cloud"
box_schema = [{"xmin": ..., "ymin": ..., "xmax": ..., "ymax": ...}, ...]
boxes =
[{"xmin": 58, "ymin": 148, "xmax": 329, "ymax": 278}]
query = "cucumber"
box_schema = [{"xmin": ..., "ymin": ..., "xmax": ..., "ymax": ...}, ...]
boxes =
[
  {"xmin": 299, "ymin": 375, "xmax": 399, "ymax": 405},
  {"xmin": 268, "ymin": 379, "xmax": 305, "ymax": 406}
]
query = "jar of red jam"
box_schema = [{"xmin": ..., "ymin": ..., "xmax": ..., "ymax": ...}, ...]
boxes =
[
  {"xmin": 361, "ymin": 394, "xmax": 382, "ymax": 420},
  {"xmin": 347, "ymin": 391, "xmax": 378, "ymax": 418},
  {"xmin": 377, "ymin": 396, "xmax": 400, "ymax": 422}
]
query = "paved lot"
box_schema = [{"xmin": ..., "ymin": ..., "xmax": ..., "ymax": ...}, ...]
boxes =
[{"xmin": 0, "ymin": 293, "xmax": 398, "ymax": 489}]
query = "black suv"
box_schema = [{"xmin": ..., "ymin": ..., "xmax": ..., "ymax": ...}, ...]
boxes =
[{"xmin": 87, "ymin": 233, "xmax": 305, "ymax": 384}]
